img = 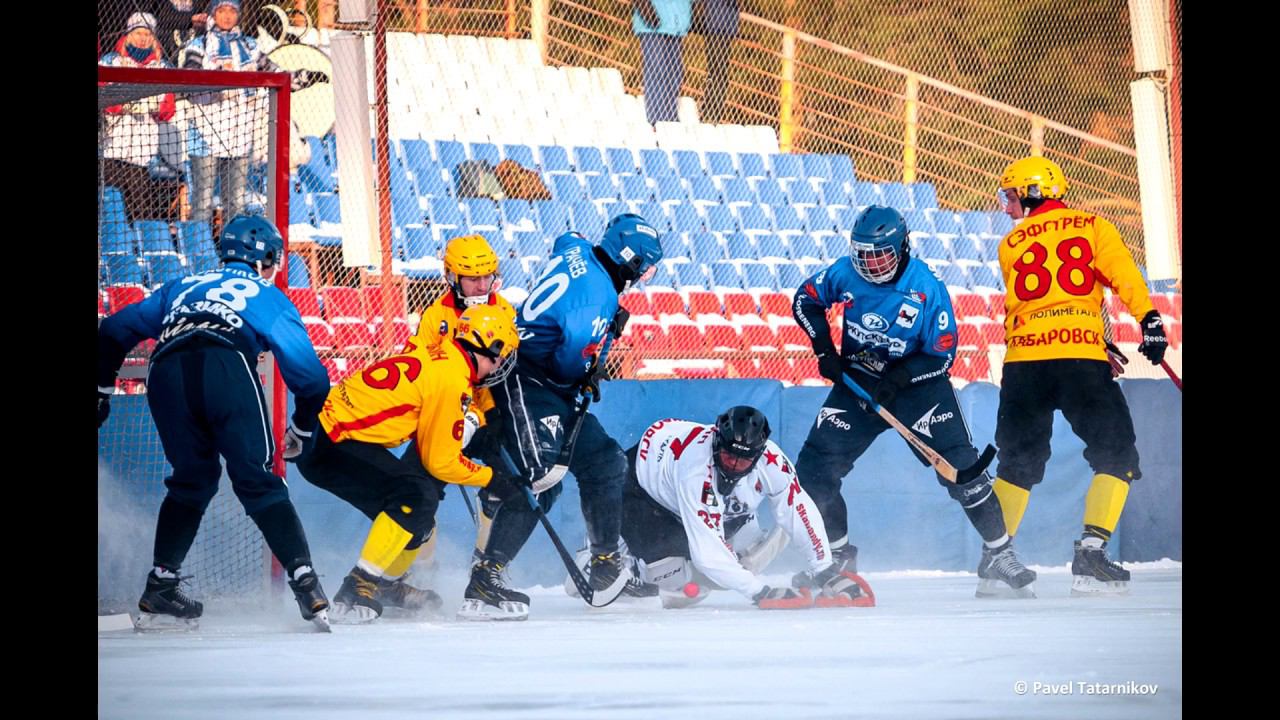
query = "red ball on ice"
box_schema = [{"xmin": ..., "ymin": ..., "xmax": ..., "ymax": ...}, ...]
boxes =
[{"xmin": 683, "ymin": 582, "xmax": 700, "ymax": 598}]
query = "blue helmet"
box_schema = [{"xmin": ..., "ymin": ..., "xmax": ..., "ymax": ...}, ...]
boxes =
[
  {"xmin": 849, "ymin": 205, "xmax": 909, "ymax": 283},
  {"xmin": 600, "ymin": 213, "xmax": 664, "ymax": 285},
  {"xmin": 220, "ymin": 215, "xmax": 284, "ymax": 268}
]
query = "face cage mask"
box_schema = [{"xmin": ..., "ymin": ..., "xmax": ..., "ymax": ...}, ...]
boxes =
[
  {"xmin": 850, "ymin": 242, "xmax": 900, "ymax": 284},
  {"xmin": 447, "ymin": 271, "xmax": 501, "ymax": 308},
  {"xmin": 714, "ymin": 448, "xmax": 760, "ymax": 495},
  {"xmin": 476, "ymin": 347, "xmax": 516, "ymax": 388}
]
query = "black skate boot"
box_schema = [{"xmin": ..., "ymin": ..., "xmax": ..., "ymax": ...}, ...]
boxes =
[
  {"xmin": 831, "ymin": 544, "xmax": 858, "ymax": 574},
  {"xmin": 1071, "ymin": 540, "xmax": 1130, "ymax": 596},
  {"xmin": 135, "ymin": 569, "xmax": 203, "ymax": 631},
  {"xmin": 457, "ymin": 559, "xmax": 530, "ymax": 621},
  {"xmin": 585, "ymin": 550, "xmax": 631, "ymax": 606},
  {"xmin": 330, "ymin": 567, "xmax": 383, "ymax": 624},
  {"xmin": 377, "ymin": 573, "xmax": 443, "ymax": 615},
  {"xmin": 287, "ymin": 566, "xmax": 331, "ymax": 632},
  {"xmin": 976, "ymin": 539, "xmax": 1037, "ymax": 599}
]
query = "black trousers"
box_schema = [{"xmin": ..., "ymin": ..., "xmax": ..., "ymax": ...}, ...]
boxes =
[
  {"xmin": 298, "ymin": 431, "xmax": 444, "ymax": 548},
  {"xmin": 795, "ymin": 377, "xmax": 982, "ymax": 543},
  {"xmin": 995, "ymin": 359, "xmax": 1141, "ymax": 489}
]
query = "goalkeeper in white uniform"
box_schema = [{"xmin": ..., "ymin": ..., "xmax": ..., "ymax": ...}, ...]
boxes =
[{"xmin": 621, "ymin": 406, "xmax": 875, "ymax": 609}]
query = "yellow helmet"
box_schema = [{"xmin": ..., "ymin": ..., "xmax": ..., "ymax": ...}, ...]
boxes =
[
  {"xmin": 455, "ymin": 303, "xmax": 519, "ymax": 387},
  {"xmin": 999, "ymin": 156, "xmax": 1069, "ymax": 201},
  {"xmin": 444, "ymin": 234, "xmax": 502, "ymax": 307}
]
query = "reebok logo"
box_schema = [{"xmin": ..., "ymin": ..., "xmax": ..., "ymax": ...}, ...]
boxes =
[
  {"xmin": 817, "ymin": 407, "xmax": 852, "ymax": 431},
  {"xmin": 910, "ymin": 404, "xmax": 954, "ymax": 438}
]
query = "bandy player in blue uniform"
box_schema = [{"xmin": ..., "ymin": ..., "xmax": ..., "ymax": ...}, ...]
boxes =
[
  {"xmin": 459, "ymin": 213, "xmax": 665, "ymax": 620},
  {"xmin": 97, "ymin": 215, "xmax": 333, "ymax": 630},
  {"xmin": 791, "ymin": 205, "xmax": 1036, "ymax": 598}
]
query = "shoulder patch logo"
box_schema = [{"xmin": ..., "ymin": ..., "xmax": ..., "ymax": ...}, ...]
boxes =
[
  {"xmin": 896, "ymin": 304, "xmax": 919, "ymax": 329},
  {"xmin": 861, "ymin": 313, "xmax": 889, "ymax": 332}
]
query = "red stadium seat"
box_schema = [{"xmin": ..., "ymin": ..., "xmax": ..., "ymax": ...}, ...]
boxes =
[
  {"xmin": 979, "ymin": 323, "xmax": 1005, "ymax": 348},
  {"xmin": 286, "ymin": 287, "xmax": 323, "ymax": 319},
  {"xmin": 1113, "ymin": 319, "xmax": 1141, "ymax": 344},
  {"xmin": 760, "ymin": 291, "xmax": 792, "ymax": 317},
  {"xmin": 320, "ymin": 286, "xmax": 363, "ymax": 321},
  {"xmin": 724, "ymin": 291, "xmax": 758, "ymax": 315},
  {"xmin": 304, "ymin": 319, "xmax": 335, "ymax": 352},
  {"xmin": 673, "ymin": 366, "xmax": 728, "ymax": 379},
  {"xmin": 950, "ymin": 291, "xmax": 989, "ymax": 321},
  {"xmin": 792, "ymin": 357, "xmax": 822, "ymax": 384},
  {"xmin": 1150, "ymin": 292, "xmax": 1176, "ymax": 321},
  {"xmin": 333, "ymin": 321, "xmax": 374, "ymax": 352},
  {"xmin": 363, "ymin": 285, "xmax": 407, "ymax": 321},
  {"xmin": 649, "ymin": 290, "xmax": 686, "ymax": 315},
  {"xmin": 704, "ymin": 325, "xmax": 742, "ymax": 352},
  {"xmin": 741, "ymin": 325, "xmax": 779, "ymax": 352},
  {"xmin": 776, "ymin": 324, "xmax": 809, "ymax": 349},
  {"xmin": 957, "ymin": 322, "xmax": 982, "ymax": 349},
  {"xmin": 666, "ymin": 324, "xmax": 704, "ymax": 354},
  {"xmin": 1172, "ymin": 293, "xmax": 1181, "ymax": 321},
  {"xmin": 687, "ymin": 290, "xmax": 722, "ymax": 315},
  {"xmin": 619, "ymin": 292, "xmax": 652, "ymax": 316},
  {"xmin": 107, "ymin": 285, "xmax": 148, "ymax": 313}
]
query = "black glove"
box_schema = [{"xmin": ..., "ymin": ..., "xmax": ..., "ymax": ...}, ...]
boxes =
[
  {"xmin": 792, "ymin": 563, "xmax": 841, "ymax": 590},
  {"xmin": 816, "ymin": 350, "xmax": 844, "ymax": 384},
  {"xmin": 484, "ymin": 468, "xmax": 529, "ymax": 502},
  {"xmin": 1137, "ymin": 310, "xmax": 1168, "ymax": 365},
  {"xmin": 872, "ymin": 362, "xmax": 912, "ymax": 407},
  {"xmin": 97, "ymin": 391, "xmax": 111, "ymax": 428},
  {"xmin": 610, "ymin": 306, "xmax": 631, "ymax": 336},
  {"xmin": 293, "ymin": 69, "xmax": 329, "ymax": 91},
  {"xmin": 1104, "ymin": 340, "xmax": 1129, "ymax": 378},
  {"xmin": 634, "ymin": 0, "xmax": 661, "ymax": 28},
  {"xmin": 582, "ymin": 355, "xmax": 609, "ymax": 403}
]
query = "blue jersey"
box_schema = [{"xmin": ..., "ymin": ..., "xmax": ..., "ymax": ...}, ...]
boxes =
[
  {"xmin": 794, "ymin": 256, "xmax": 958, "ymax": 383},
  {"xmin": 97, "ymin": 262, "xmax": 331, "ymax": 426},
  {"xmin": 515, "ymin": 233, "xmax": 619, "ymax": 392}
]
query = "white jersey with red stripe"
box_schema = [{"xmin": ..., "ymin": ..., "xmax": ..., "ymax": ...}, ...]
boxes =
[{"xmin": 634, "ymin": 419, "xmax": 834, "ymax": 599}]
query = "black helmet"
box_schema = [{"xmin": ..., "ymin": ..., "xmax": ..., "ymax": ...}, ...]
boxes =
[
  {"xmin": 712, "ymin": 406, "xmax": 772, "ymax": 494},
  {"xmin": 849, "ymin": 205, "xmax": 909, "ymax": 284}
]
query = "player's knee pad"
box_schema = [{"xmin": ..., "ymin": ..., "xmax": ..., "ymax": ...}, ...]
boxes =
[
  {"xmin": 638, "ymin": 555, "xmax": 693, "ymax": 591},
  {"xmin": 947, "ymin": 472, "xmax": 994, "ymax": 507}
]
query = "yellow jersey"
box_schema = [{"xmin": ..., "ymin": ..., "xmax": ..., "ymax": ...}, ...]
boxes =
[
  {"xmin": 999, "ymin": 201, "xmax": 1155, "ymax": 363},
  {"xmin": 318, "ymin": 339, "xmax": 492, "ymax": 487},
  {"xmin": 407, "ymin": 292, "xmax": 516, "ymax": 417}
]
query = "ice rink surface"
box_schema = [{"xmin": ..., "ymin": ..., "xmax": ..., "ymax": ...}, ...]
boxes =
[{"xmin": 99, "ymin": 562, "xmax": 1181, "ymax": 719}]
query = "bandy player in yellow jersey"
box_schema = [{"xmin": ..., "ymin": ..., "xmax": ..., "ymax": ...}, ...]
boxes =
[
  {"xmin": 991, "ymin": 156, "xmax": 1169, "ymax": 596},
  {"xmin": 293, "ymin": 305, "xmax": 525, "ymax": 623},
  {"xmin": 400, "ymin": 234, "xmax": 516, "ymax": 567}
]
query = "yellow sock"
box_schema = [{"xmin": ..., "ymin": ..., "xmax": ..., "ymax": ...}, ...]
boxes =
[
  {"xmin": 474, "ymin": 505, "xmax": 495, "ymax": 558},
  {"xmin": 1083, "ymin": 473, "xmax": 1130, "ymax": 541},
  {"xmin": 384, "ymin": 545, "xmax": 421, "ymax": 580},
  {"xmin": 993, "ymin": 478, "xmax": 1031, "ymax": 537},
  {"xmin": 356, "ymin": 512, "xmax": 413, "ymax": 577}
]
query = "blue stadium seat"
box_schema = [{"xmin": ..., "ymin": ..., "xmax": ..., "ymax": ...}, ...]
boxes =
[
  {"xmin": 145, "ymin": 253, "xmax": 186, "ymax": 286},
  {"xmin": 435, "ymin": 140, "xmax": 467, "ymax": 172},
  {"xmin": 399, "ymin": 138, "xmax": 429, "ymax": 165},
  {"xmin": 721, "ymin": 178, "xmax": 754, "ymax": 205},
  {"xmin": 414, "ymin": 166, "xmax": 451, "ymax": 199},
  {"xmin": 189, "ymin": 254, "xmax": 219, "ymax": 273},
  {"xmin": 706, "ymin": 151, "xmax": 737, "ymax": 178},
  {"xmin": 571, "ymin": 201, "xmax": 605, "ymax": 238},
  {"xmin": 636, "ymin": 203, "xmax": 670, "ymax": 232},
  {"xmin": 313, "ymin": 193, "xmax": 342, "ymax": 225},
  {"xmin": 991, "ymin": 212, "xmax": 1014, "ymax": 235},
  {"xmin": 770, "ymin": 153, "xmax": 805, "ymax": 180},
  {"xmin": 501, "ymin": 199, "xmax": 535, "ymax": 227},
  {"xmin": 723, "ymin": 233, "xmax": 755, "ymax": 260},
  {"xmin": 392, "ymin": 181, "xmax": 425, "ymax": 226},
  {"xmin": 136, "ymin": 221, "xmax": 174, "ymax": 253},
  {"xmin": 969, "ymin": 264, "xmax": 1003, "ymax": 291},
  {"xmin": 828, "ymin": 154, "xmax": 857, "ymax": 186},
  {"xmin": 788, "ymin": 180, "xmax": 821, "ymax": 207},
  {"xmin": 688, "ymin": 233, "xmax": 725, "ymax": 264},
  {"xmin": 667, "ymin": 262, "xmax": 702, "ymax": 290},
  {"xmin": 538, "ymin": 145, "xmax": 572, "ymax": 173},
  {"xmin": 821, "ymin": 183, "xmax": 851, "ymax": 207},
  {"xmin": 834, "ymin": 206, "xmax": 860, "ymax": 231},
  {"xmin": 820, "ymin": 234, "xmax": 849, "ymax": 261},
  {"xmin": 298, "ymin": 163, "xmax": 335, "ymax": 193},
  {"xmin": 852, "ymin": 182, "xmax": 883, "ymax": 207},
  {"xmin": 742, "ymin": 262, "xmax": 777, "ymax": 290},
  {"xmin": 606, "ymin": 147, "xmax": 639, "ymax": 175},
  {"xmin": 503, "ymin": 144, "xmax": 536, "ymax": 167},
  {"xmin": 801, "ymin": 206, "xmax": 838, "ymax": 233},
  {"xmin": 673, "ymin": 150, "xmax": 705, "ymax": 177},
  {"xmin": 602, "ymin": 200, "xmax": 632, "ymax": 221},
  {"xmin": 705, "ymin": 206, "xmax": 738, "ymax": 233},
  {"xmin": 286, "ymin": 252, "xmax": 310, "ymax": 287},
  {"xmin": 776, "ymin": 262, "xmax": 808, "ymax": 291},
  {"xmin": 513, "ymin": 231, "xmax": 546, "ymax": 259},
  {"xmin": 429, "ymin": 198, "xmax": 464, "ymax": 229},
  {"xmin": 975, "ymin": 235, "xmax": 1000, "ymax": 263},
  {"xmin": 911, "ymin": 183, "xmax": 938, "ymax": 209},
  {"xmin": 929, "ymin": 210, "xmax": 963, "ymax": 236},
  {"xmin": 177, "ymin": 221, "xmax": 214, "ymax": 256},
  {"xmin": 688, "ymin": 177, "xmax": 721, "ymax": 204},
  {"xmin": 535, "ymin": 201, "xmax": 571, "ymax": 232},
  {"xmin": 551, "ymin": 174, "xmax": 584, "ymax": 201},
  {"xmin": 464, "ymin": 198, "xmax": 501, "ymax": 231},
  {"xmin": 710, "ymin": 262, "xmax": 744, "ymax": 289},
  {"xmin": 308, "ymin": 136, "xmax": 334, "ymax": 169},
  {"xmin": 737, "ymin": 205, "xmax": 773, "ymax": 233},
  {"xmin": 789, "ymin": 234, "xmax": 823, "ymax": 260},
  {"xmin": 773, "ymin": 206, "xmax": 805, "ymax": 234},
  {"xmin": 671, "ymin": 204, "xmax": 703, "ymax": 233},
  {"xmin": 654, "ymin": 176, "xmax": 687, "ymax": 204},
  {"xmin": 470, "ymin": 143, "xmax": 501, "ymax": 166},
  {"xmin": 903, "ymin": 209, "xmax": 932, "ymax": 233},
  {"xmin": 913, "ymin": 234, "xmax": 950, "ymax": 261},
  {"xmin": 960, "ymin": 211, "xmax": 992, "ymax": 235},
  {"xmin": 572, "ymin": 146, "xmax": 606, "ymax": 175},
  {"xmin": 880, "ymin": 182, "xmax": 914, "ymax": 210},
  {"xmin": 754, "ymin": 235, "xmax": 788, "ymax": 260},
  {"xmin": 620, "ymin": 175, "xmax": 653, "ymax": 202},
  {"xmin": 586, "ymin": 174, "xmax": 619, "ymax": 201},
  {"xmin": 800, "ymin": 154, "xmax": 832, "ymax": 181},
  {"xmin": 105, "ymin": 255, "xmax": 147, "ymax": 285},
  {"xmin": 641, "ymin": 148, "xmax": 675, "ymax": 177},
  {"xmin": 753, "ymin": 178, "xmax": 788, "ymax": 206},
  {"xmin": 738, "ymin": 153, "xmax": 768, "ymax": 179},
  {"xmin": 951, "ymin": 236, "xmax": 984, "ymax": 262},
  {"xmin": 288, "ymin": 184, "xmax": 312, "ymax": 225}
]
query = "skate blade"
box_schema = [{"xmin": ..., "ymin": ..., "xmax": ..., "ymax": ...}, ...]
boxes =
[
  {"xmin": 456, "ymin": 598, "xmax": 528, "ymax": 621},
  {"xmin": 328, "ymin": 602, "xmax": 380, "ymax": 625},
  {"xmin": 309, "ymin": 609, "xmax": 332, "ymax": 633},
  {"xmin": 587, "ymin": 567, "xmax": 631, "ymax": 608},
  {"xmin": 1070, "ymin": 576, "xmax": 1130, "ymax": 597},
  {"xmin": 976, "ymin": 578, "xmax": 1037, "ymax": 599},
  {"xmin": 133, "ymin": 612, "xmax": 199, "ymax": 633}
]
